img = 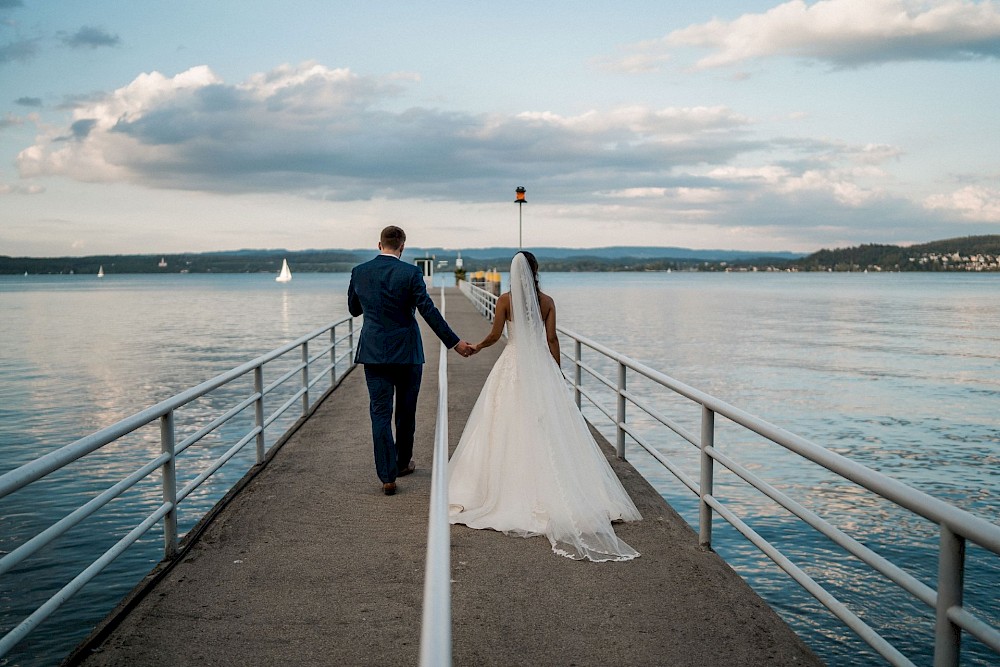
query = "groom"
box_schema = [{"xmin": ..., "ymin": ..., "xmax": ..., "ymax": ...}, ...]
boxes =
[{"xmin": 348, "ymin": 225, "xmax": 476, "ymax": 496}]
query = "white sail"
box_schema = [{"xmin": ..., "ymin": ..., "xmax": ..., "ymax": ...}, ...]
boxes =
[
  {"xmin": 97, "ymin": 265, "xmax": 105, "ymax": 278},
  {"xmin": 275, "ymin": 258, "xmax": 292, "ymax": 282}
]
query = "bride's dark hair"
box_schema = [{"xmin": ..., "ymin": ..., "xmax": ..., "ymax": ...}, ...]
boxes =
[{"xmin": 517, "ymin": 251, "xmax": 540, "ymax": 295}]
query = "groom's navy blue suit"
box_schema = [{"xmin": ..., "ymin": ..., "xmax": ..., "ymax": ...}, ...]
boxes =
[{"xmin": 348, "ymin": 254, "xmax": 460, "ymax": 483}]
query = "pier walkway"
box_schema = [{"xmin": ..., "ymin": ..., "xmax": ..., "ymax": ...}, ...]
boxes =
[{"xmin": 73, "ymin": 289, "xmax": 821, "ymax": 666}]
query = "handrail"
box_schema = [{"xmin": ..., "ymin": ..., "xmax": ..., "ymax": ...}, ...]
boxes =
[
  {"xmin": 458, "ymin": 279, "xmax": 1000, "ymax": 667},
  {"xmin": 565, "ymin": 328, "xmax": 1000, "ymax": 552},
  {"xmin": 0, "ymin": 314, "xmax": 359, "ymax": 659},
  {"xmin": 420, "ymin": 286, "xmax": 452, "ymax": 667},
  {"xmin": 458, "ymin": 279, "xmax": 496, "ymax": 322},
  {"xmin": 0, "ymin": 317, "xmax": 354, "ymax": 497}
]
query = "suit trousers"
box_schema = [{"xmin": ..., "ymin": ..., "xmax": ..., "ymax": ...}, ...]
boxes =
[{"xmin": 363, "ymin": 363, "xmax": 423, "ymax": 483}]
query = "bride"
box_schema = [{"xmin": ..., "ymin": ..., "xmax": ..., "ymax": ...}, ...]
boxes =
[{"xmin": 448, "ymin": 251, "xmax": 641, "ymax": 562}]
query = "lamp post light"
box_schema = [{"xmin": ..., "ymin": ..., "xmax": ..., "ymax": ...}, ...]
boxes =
[{"xmin": 515, "ymin": 186, "xmax": 526, "ymax": 249}]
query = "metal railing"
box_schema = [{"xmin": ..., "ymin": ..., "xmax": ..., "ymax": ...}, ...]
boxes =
[
  {"xmin": 458, "ymin": 279, "xmax": 1000, "ymax": 667},
  {"xmin": 459, "ymin": 279, "xmax": 496, "ymax": 322},
  {"xmin": 0, "ymin": 315, "xmax": 358, "ymax": 659},
  {"xmin": 420, "ymin": 287, "xmax": 452, "ymax": 667}
]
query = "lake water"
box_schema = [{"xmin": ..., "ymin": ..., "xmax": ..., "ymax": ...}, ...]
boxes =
[{"xmin": 1, "ymin": 271, "xmax": 998, "ymax": 666}]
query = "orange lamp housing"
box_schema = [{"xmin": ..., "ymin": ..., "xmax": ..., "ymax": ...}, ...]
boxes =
[{"xmin": 515, "ymin": 186, "xmax": 526, "ymax": 203}]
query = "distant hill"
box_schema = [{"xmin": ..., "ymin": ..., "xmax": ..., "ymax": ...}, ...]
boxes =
[
  {"xmin": 412, "ymin": 246, "xmax": 804, "ymax": 262},
  {"xmin": 793, "ymin": 235, "xmax": 1000, "ymax": 272},
  {"xmin": 407, "ymin": 246, "xmax": 805, "ymax": 273},
  {"xmin": 5, "ymin": 237, "xmax": 998, "ymax": 274},
  {"xmin": 0, "ymin": 249, "xmax": 363, "ymax": 276},
  {"xmin": 0, "ymin": 246, "xmax": 805, "ymax": 275}
]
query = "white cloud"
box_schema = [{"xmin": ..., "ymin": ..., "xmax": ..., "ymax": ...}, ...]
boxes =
[
  {"xmin": 846, "ymin": 143, "xmax": 904, "ymax": 165},
  {"xmin": 0, "ymin": 112, "xmax": 24, "ymax": 129},
  {"xmin": 597, "ymin": 186, "xmax": 731, "ymax": 205},
  {"xmin": 598, "ymin": 187, "xmax": 669, "ymax": 198},
  {"xmin": 705, "ymin": 165, "xmax": 789, "ymax": 185},
  {"xmin": 592, "ymin": 39, "xmax": 672, "ymax": 73},
  {"xmin": 14, "ymin": 60, "xmax": 968, "ymax": 249},
  {"xmin": 924, "ymin": 185, "xmax": 1000, "ymax": 220},
  {"xmin": 706, "ymin": 163, "xmax": 887, "ymax": 206},
  {"xmin": 15, "ymin": 63, "xmax": 758, "ymax": 202},
  {"xmin": 615, "ymin": 0, "xmax": 1000, "ymax": 70},
  {"xmin": 0, "ymin": 181, "xmax": 44, "ymax": 195},
  {"xmin": 515, "ymin": 105, "xmax": 748, "ymax": 137}
]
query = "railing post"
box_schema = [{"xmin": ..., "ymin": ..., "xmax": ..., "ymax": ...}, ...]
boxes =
[
  {"xmin": 573, "ymin": 339, "xmax": 582, "ymax": 409},
  {"xmin": 330, "ymin": 324, "xmax": 337, "ymax": 385},
  {"xmin": 616, "ymin": 362, "xmax": 626, "ymax": 460},
  {"xmin": 301, "ymin": 341, "xmax": 310, "ymax": 415},
  {"xmin": 699, "ymin": 405, "xmax": 715, "ymax": 550},
  {"xmin": 349, "ymin": 318, "xmax": 355, "ymax": 360},
  {"xmin": 254, "ymin": 366, "xmax": 265, "ymax": 463},
  {"xmin": 159, "ymin": 410, "xmax": 178, "ymax": 559},
  {"xmin": 934, "ymin": 524, "xmax": 965, "ymax": 666}
]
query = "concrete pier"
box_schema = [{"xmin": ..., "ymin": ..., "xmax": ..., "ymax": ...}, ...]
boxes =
[{"xmin": 72, "ymin": 288, "xmax": 822, "ymax": 666}]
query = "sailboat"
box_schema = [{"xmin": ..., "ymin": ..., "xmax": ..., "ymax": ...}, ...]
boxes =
[
  {"xmin": 97, "ymin": 265, "xmax": 105, "ymax": 278},
  {"xmin": 275, "ymin": 258, "xmax": 292, "ymax": 282}
]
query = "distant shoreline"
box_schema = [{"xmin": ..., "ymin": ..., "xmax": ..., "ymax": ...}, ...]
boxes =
[
  {"xmin": 7, "ymin": 266, "xmax": 1000, "ymax": 275},
  {"xmin": 3, "ymin": 235, "xmax": 999, "ymax": 274}
]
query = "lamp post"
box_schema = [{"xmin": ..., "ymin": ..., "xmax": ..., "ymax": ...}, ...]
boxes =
[{"xmin": 515, "ymin": 186, "xmax": 526, "ymax": 249}]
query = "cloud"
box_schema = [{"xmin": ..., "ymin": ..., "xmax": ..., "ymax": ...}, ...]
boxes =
[
  {"xmin": 16, "ymin": 63, "xmax": 760, "ymax": 202},
  {"xmin": 62, "ymin": 26, "xmax": 120, "ymax": 49},
  {"xmin": 593, "ymin": 41, "xmax": 672, "ymax": 73},
  {"xmin": 0, "ymin": 181, "xmax": 44, "ymax": 195},
  {"xmin": 0, "ymin": 36, "xmax": 37, "ymax": 63},
  {"xmin": 17, "ymin": 60, "xmax": 956, "ymax": 245},
  {"xmin": 924, "ymin": 185, "xmax": 1000, "ymax": 221},
  {"xmin": 0, "ymin": 112, "xmax": 22, "ymax": 129},
  {"xmin": 845, "ymin": 143, "xmax": 904, "ymax": 165},
  {"xmin": 15, "ymin": 96, "xmax": 42, "ymax": 107},
  {"xmin": 694, "ymin": 162, "xmax": 888, "ymax": 208},
  {"xmin": 612, "ymin": 0, "xmax": 1000, "ymax": 70}
]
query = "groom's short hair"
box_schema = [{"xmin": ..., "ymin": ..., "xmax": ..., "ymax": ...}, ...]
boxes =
[{"xmin": 380, "ymin": 225, "xmax": 406, "ymax": 250}]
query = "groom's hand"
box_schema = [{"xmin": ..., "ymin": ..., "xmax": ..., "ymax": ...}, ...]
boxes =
[{"xmin": 454, "ymin": 340, "xmax": 476, "ymax": 357}]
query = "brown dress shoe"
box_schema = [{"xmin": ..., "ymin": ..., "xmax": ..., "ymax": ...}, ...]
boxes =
[
  {"xmin": 383, "ymin": 482, "xmax": 396, "ymax": 496},
  {"xmin": 397, "ymin": 460, "xmax": 416, "ymax": 477}
]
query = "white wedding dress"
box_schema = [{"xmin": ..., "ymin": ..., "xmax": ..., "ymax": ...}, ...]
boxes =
[{"xmin": 448, "ymin": 254, "xmax": 641, "ymax": 562}]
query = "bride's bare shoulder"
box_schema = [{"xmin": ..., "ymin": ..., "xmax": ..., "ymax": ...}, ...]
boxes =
[
  {"xmin": 538, "ymin": 291, "xmax": 556, "ymax": 313},
  {"xmin": 498, "ymin": 291, "xmax": 512, "ymax": 318}
]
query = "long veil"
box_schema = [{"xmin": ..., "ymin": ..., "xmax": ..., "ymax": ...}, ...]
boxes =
[{"xmin": 507, "ymin": 253, "xmax": 640, "ymax": 561}]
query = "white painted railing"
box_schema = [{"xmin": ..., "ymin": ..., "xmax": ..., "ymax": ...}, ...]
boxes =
[
  {"xmin": 420, "ymin": 287, "xmax": 452, "ymax": 667},
  {"xmin": 0, "ymin": 316, "xmax": 358, "ymax": 659},
  {"xmin": 459, "ymin": 279, "xmax": 1000, "ymax": 667},
  {"xmin": 459, "ymin": 279, "xmax": 496, "ymax": 322}
]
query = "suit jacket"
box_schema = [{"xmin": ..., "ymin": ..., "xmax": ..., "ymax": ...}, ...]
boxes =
[{"xmin": 348, "ymin": 254, "xmax": 459, "ymax": 364}]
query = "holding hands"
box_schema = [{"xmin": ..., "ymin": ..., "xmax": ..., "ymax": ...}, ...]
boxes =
[{"xmin": 454, "ymin": 340, "xmax": 478, "ymax": 358}]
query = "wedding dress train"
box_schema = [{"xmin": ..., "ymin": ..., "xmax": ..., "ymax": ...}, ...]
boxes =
[{"xmin": 448, "ymin": 254, "xmax": 640, "ymax": 562}]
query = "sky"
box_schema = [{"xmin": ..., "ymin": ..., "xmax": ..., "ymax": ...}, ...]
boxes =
[{"xmin": 1, "ymin": 0, "xmax": 999, "ymax": 256}]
